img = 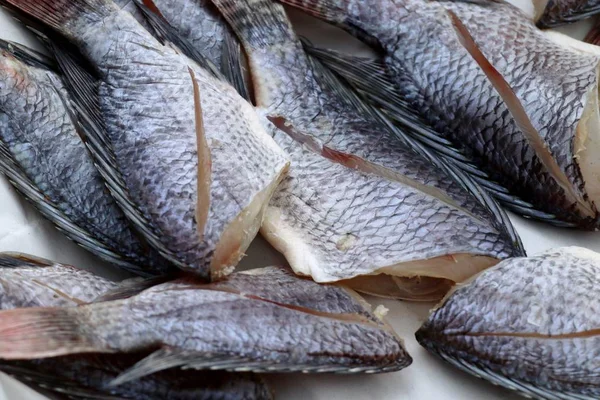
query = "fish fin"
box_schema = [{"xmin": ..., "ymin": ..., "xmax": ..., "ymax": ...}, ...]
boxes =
[
  {"xmin": 94, "ymin": 276, "xmax": 169, "ymax": 302},
  {"xmin": 537, "ymin": 3, "xmax": 600, "ymax": 28},
  {"xmin": 277, "ymin": 0, "xmax": 348, "ymax": 26},
  {"xmin": 0, "ymin": 253, "xmax": 54, "ymax": 268},
  {"xmin": 0, "ymin": 307, "xmax": 103, "ymax": 359},
  {"xmin": 0, "ymin": 39, "xmax": 55, "ymax": 70},
  {"xmin": 188, "ymin": 68, "xmax": 211, "ymax": 240},
  {"xmin": 585, "ymin": 20, "xmax": 600, "ymax": 45},
  {"xmin": 132, "ymin": 0, "xmax": 224, "ymax": 80},
  {"xmin": 221, "ymin": 30, "xmax": 252, "ymax": 101},
  {"xmin": 48, "ymin": 40, "xmax": 185, "ymax": 271},
  {"xmin": 211, "ymin": 0, "xmax": 296, "ymax": 49},
  {"xmin": 0, "ymin": 0, "xmax": 112, "ymax": 40},
  {"xmin": 110, "ymin": 347, "xmax": 190, "ymax": 385},
  {"xmin": 309, "ymin": 54, "xmax": 525, "ymax": 255},
  {"xmin": 305, "ymin": 42, "xmax": 575, "ymax": 228},
  {"xmin": 449, "ymin": 10, "xmax": 595, "ymax": 219}
]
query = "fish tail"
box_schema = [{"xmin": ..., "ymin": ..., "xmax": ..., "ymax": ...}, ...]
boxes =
[
  {"xmin": 0, "ymin": 0, "xmax": 114, "ymax": 39},
  {"xmin": 210, "ymin": 0, "xmax": 296, "ymax": 48},
  {"xmin": 0, "ymin": 307, "xmax": 103, "ymax": 359}
]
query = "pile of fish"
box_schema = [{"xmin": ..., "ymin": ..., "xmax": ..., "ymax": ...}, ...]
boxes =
[{"xmin": 0, "ymin": 0, "xmax": 596, "ymax": 398}]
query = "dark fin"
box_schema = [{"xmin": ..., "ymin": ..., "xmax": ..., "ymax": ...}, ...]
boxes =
[
  {"xmin": 0, "ymin": 39, "xmax": 55, "ymax": 70},
  {"xmin": 0, "ymin": 253, "xmax": 54, "ymax": 268},
  {"xmin": 48, "ymin": 40, "xmax": 187, "ymax": 271},
  {"xmin": 277, "ymin": 0, "xmax": 349, "ymax": 26},
  {"xmin": 0, "ymin": 141, "xmax": 149, "ymax": 271},
  {"xmin": 585, "ymin": 18, "xmax": 600, "ymax": 45},
  {"xmin": 221, "ymin": 30, "xmax": 252, "ymax": 101},
  {"xmin": 188, "ymin": 68, "xmax": 211, "ymax": 240},
  {"xmin": 133, "ymin": 0, "xmax": 225, "ymax": 80},
  {"xmin": 211, "ymin": 0, "xmax": 296, "ymax": 49},
  {"xmin": 0, "ymin": 307, "xmax": 103, "ymax": 359},
  {"xmin": 0, "ymin": 0, "xmax": 112, "ymax": 40},
  {"xmin": 537, "ymin": 1, "xmax": 600, "ymax": 28},
  {"xmin": 308, "ymin": 53, "xmax": 526, "ymax": 256},
  {"xmin": 95, "ymin": 276, "xmax": 169, "ymax": 302},
  {"xmin": 305, "ymin": 41, "xmax": 576, "ymax": 228}
]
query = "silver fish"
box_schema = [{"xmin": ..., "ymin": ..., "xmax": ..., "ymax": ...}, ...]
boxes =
[
  {"xmin": 0, "ymin": 266, "xmax": 411, "ymax": 380},
  {"xmin": 1, "ymin": 0, "xmax": 289, "ymax": 279},
  {"xmin": 280, "ymin": 0, "xmax": 600, "ymax": 228},
  {"xmin": 535, "ymin": 0, "xmax": 600, "ymax": 28},
  {"xmin": 0, "ymin": 43, "xmax": 170, "ymax": 276},
  {"xmin": 209, "ymin": 0, "xmax": 518, "ymax": 300},
  {"xmin": 0, "ymin": 252, "xmax": 272, "ymax": 400},
  {"xmin": 417, "ymin": 247, "xmax": 600, "ymax": 399}
]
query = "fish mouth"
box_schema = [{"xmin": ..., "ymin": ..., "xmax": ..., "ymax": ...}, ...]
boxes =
[{"xmin": 339, "ymin": 254, "xmax": 499, "ymax": 301}]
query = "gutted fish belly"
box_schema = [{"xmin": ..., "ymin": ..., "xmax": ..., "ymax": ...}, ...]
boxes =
[
  {"xmin": 279, "ymin": 0, "xmax": 600, "ymax": 228},
  {"xmin": 2, "ymin": 0, "xmax": 289, "ymax": 279},
  {"xmin": 417, "ymin": 247, "xmax": 600, "ymax": 399},
  {"xmin": 0, "ymin": 252, "xmax": 116, "ymax": 308},
  {"xmin": 211, "ymin": 0, "xmax": 516, "ymax": 299},
  {"xmin": 0, "ymin": 266, "xmax": 410, "ymax": 376},
  {"xmin": 0, "ymin": 47, "xmax": 170, "ymax": 276},
  {"xmin": 535, "ymin": 0, "xmax": 600, "ymax": 28},
  {"xmin": 0, "ymin": 253, "xmax": 272, "ymax": 400}
]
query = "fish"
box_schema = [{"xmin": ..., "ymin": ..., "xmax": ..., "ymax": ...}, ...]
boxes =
[
  {"xmin": 280, "ymin": 0, "xmax": 600, "ymax": 228},
  {"xmin": 535, "ymin": 0, "xmax": 600, "ymax": 28},
  {"xmin": 0, "ymin": 41, "xmax": 171, "ymax": 276},
  {"xmin": 416, "ymin": 247, "xmax": 600, "ymax": 399},
  {"xmin": 0, "ymin": 266, "xmax": 411, "ymax": 380},
  {"xmin": 0, "ymin": 252, "xmax": 273, "ymax": 400},
  {"xmin": 209, "ymin": 0, "xmax": 519, "ymax": 300},
  {"xmin": 0, "ymin": 0, "xmax": 290, "ymax": 279}
]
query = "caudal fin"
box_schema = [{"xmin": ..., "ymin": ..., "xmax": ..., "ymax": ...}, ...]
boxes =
[
  {"xmin": 0, "ymin": 307, "xmax": 104, "ymax": 359},
  {"xmin": 0, "ymin": 0, "xmax": 114, "ymax": 40}
]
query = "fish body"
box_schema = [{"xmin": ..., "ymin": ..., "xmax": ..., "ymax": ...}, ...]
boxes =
[
  {"xmin": 535, "ymin": 0, "xmax": 600, "ymax": 27},
  {"xmin": 210, "ymin": 0, "xmax": 517, "ymax": 300},
  {"xmin": 0, "ymin": 253, "xmax": 272, "ymax": 400},
  {"xmin": 417, "ymin": 247, "xmax": 600, "ymax": 399},
  {"xmin": 2, "ymin": 0, "xmax": 289, "ymax": 278},
  {"xmin": 280, "ymin": 0, "xmax": 600, "ymax": 228},
  {"xmin": 0, "ymin": 46, "xmax": 169, "ymax": 275},
  {"xmin": 0, "ymin": 266, "xmax": 411, "ymax": 376}
]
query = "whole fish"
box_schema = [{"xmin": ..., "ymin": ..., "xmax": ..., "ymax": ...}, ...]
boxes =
[
  {"xmin": 280, "ymin": 0, "xmax": 600, "ymax": 228},
  {"xmin": 535, "ymin": 0, "xmax": 600, "ymax": 28},
  {"xmin": 417, "ymin": 247, "xmax": 600, "ymax": 399},
  {"xmin": 0, "ymin": 43, "xmax": 170, "ymax": 276},
  {"xmin": 0, "ymin": 252, "xmax": 272, "ymax": 400},
  {"xmin": 1, "ymin": 0, "xmax": 289, "ymax": 279},
  {"xmin": 0, "ymin": 266, "xmax": 411, "ymax": 379},
  {"xmin": 210, "ymin": 0, "xmax": 518, "ymax": 300}
]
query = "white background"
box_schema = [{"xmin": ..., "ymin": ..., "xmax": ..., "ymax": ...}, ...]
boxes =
[{"xmin": 0, "ymin": 0, "xmax": 597, "ymax": 399}]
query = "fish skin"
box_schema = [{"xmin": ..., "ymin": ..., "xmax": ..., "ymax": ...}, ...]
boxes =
[
  {"xmin": 2, "ymin": 0, "xmax": 289, "ymax": 278},
  {"xmin": 417, "ymin": 247, "xmax": 600, "ymax": 399},
  {"xmin": 535, "ymin": 0, "xmax": 600, "ymax": 28},
  {"xmin": 0, "ymin": 266, "xmax": 411, "ymax": 374},
  {"xmin": 0, "ymin": 253, "xmax": 116, "ymax": 308},
  {"xmin": 0, "ymin": 49, "xmax": 170, "ymax": 275},
  {"xmin": 279, "ymin": 0, "xmax": 600, "ymax": 227},
  {"xmin": 0, "ymin": 253, "xmax": 273, "ymax": 400},
  {"xmin": 210, "ymin": 0, "xmax": 516, "ymax": 296}
]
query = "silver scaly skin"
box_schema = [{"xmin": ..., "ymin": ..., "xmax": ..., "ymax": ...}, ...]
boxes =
[
  {"xmin": 417, "ymin": 247, "xmax": 600, "ymax": 400},
  {"xmin": 1, "ymin": 0, "xmax": 289, "ymax": 279},
  {"xmin": 210, "ymin": 0, "xmax": 517, "ymax": 300},
  {"xmin": 0, "ymin": 267, "xmax": 411, "ymax": 377},
  {"xmin": 0, "ymin": 49, "xmax": 169, "ymax": 275},
  {"xmin": 279, "ymin": 0, "xmax": 600, "ymax": 228},
  {"xmin": 0, "ymin": 252, "xmax": 272, "ymax": 400}
]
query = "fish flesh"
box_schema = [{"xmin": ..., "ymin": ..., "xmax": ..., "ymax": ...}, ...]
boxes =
[
  {"xmin": 209, "ymin": 0, "xmax": 519, "ymax": 300},
  {"xmin": 0, "ymin": 252, "xmax": 273, "ymax": 400},
  {"xmin": 280, "ymin": 0, "xmax": 600, "ymax": 228},
  {"xmin": 0, "ymin": 42, "xmax": 171, "ymax": 276},
  {"xmin": 417, "ymin": 247, "xmax": 600, "ymax": 399},
  {"xmin": 535, "ymin": 0, "xmax": 600, "ymax": 28},
  {"xmin": 1, "ymin": 0, "xmax": 289, "ymax": 279},
  {"xmin": 0, "ymin": 266, "xmax": 411, "ymax": 379}
]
